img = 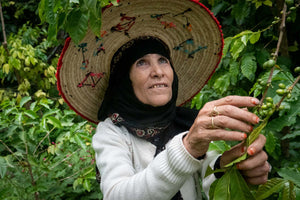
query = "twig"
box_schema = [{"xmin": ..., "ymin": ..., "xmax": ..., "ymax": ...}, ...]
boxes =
[
  {"xmin": 33, "ymin": 127, "xmax": 55, "ymax": 155},
  {"xmin": 35, "ymin": 148, "xmax": 81, "ymax": 181},
  {"xmin": 0, "ymin": 0, "xmax": 8, "ymax": 54},
  {"xmin": 0, "ymin": 139, "xmax": 22, "ymax": 162},
  {"xmin": 276, "ymin": 75, "xmax": 300, "ymax": 108}
]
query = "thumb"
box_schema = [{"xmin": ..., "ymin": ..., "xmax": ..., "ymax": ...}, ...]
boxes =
[{"xmin": 220, "ymin": 141, "xmax": 246, "ymax": 168}]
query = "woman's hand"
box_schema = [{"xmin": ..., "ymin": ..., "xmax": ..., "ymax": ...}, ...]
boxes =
[
  {"xmin": 220, "ymin": 134, "xmax": 270, "ymax": 185},
  {"xmin": 183, "ymin": 95, "xmax": 260, "ymax": 158}
]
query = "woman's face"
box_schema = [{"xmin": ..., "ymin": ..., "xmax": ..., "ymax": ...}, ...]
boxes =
[{"xmin": 130, "ymin": 53, "xmax": 174, "ymax": 107}]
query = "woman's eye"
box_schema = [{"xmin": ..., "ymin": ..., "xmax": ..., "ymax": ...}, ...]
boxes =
[
  {"xmin": 159, "ymin": 57, "xmax": 168, "ymax": 64},
  {"xmin": 136, "ymin": 59, "xmax": 146, "ymax": 66}
]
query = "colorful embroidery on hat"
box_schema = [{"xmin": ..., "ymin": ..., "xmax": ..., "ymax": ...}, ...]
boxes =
[
  {"xmin": 77, "ymin": 72, "xmax": 105, "ymax": 88},
  {"xmin": 161, "ymin": 21, "xmax": 176, "ymax": 29},
  {"xmin": 111, "ymin": 13, "xmax": 136, "ymax": 37},
  {"xmin": 174, "ymin": 38, "xmax": 207, "ymax": 58},
  {"xmin": 77, "ymin": 43, "xmax": 89, "ymax": 70},
  {"xmin": 151, "ymin": 13, "xmax": 170, "ymax": 20}
]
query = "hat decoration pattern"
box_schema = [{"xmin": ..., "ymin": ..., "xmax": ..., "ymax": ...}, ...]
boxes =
[{"xmin": 57, "ymin": 0, "xmax": 224, "ymax": 124}]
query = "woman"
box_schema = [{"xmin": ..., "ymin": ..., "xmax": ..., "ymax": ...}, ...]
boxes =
[{"xmin": 56, "ymin": 0, "xmax": 269, "ymax": 199}]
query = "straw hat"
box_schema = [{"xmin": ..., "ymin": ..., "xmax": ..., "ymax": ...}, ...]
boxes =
[{"xmin": 57, "ymin": 0, "xmax": 224, "ymax": 124}]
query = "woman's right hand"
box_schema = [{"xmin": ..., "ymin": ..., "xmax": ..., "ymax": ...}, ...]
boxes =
[{"xmin": 183, "ymin": 96, "xmax": 260, "ymax": 158}]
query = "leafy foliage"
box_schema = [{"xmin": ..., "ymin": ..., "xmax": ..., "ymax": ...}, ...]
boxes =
[
  {"xmin": 0, "ymin": 24, "xmax": 58, "ymax": 101},
  {"xmin": 0, "ymin": 97, "xmax": 100, "ymax": 200}
]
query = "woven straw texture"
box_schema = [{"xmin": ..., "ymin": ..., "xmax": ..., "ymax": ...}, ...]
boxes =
[{"xmin": 57, "ymin": 0, "xmax": 224, "ymax": 123}]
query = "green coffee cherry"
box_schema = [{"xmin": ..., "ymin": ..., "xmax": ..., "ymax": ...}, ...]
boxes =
[
  {"xmin": 261, "ymin": 104, "xmax": 268, "ymax": 110},
  {"xmin": 278, "ymin": 83, "xmax": 286, "ymax": 89},
  {"xmin": 276, "ymin": 89, "xmax": 286, "ymax": 96},
  {"xmin": 294, "ymin": 66, "xmax": 300, "ymax": 74},
  {"xmin": 287, "ymin": 93, "xmax": 292, "ymax": 99},
  {"xmin": 267, "ymin": 102, "xmax": 273, "ymax": 108},
  {"xmin": 266, "ymin": 97, "xmax": 273, "ymax": 103},
  {"xmin": 263, "ymin": 59, "xmax": 276, "ymax": 69}
]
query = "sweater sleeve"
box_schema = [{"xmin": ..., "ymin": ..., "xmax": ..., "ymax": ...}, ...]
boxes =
[{"xmin": 92, "ymin": 120, "xmax": 216, "ymax": 200}]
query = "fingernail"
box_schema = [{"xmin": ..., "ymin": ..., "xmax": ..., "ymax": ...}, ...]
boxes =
[
  {"xmin": 241, "ymin": 146, "xmax": 247, "ymax": 153},
  {"xmin": 249, "ymin": 126, "xmax": 253, "ymax": 132},
  {"xmin": 236, "ymin": 163, "xmax": 240, "ymax": 169},
  {"xmin": 251, "ymin": 98, "xmax": 260, "ymax": 105},
  {"xmin": 248, "ymin": 147, "xmax": 255, "ymax": 155},
  {"xmin": 253, "ymin": 116, "xmax": 260, "ymax": 124},
  {"xmin": 242, "ymin": 133, "xmax": 247, "ymax": 139}
]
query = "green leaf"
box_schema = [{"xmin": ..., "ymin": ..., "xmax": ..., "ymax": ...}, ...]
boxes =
[
  {"xmin": 46, "ymin": 116, "xmax": 62, "ymax": 129},
  {"xmin": 223, "ymin": 37, "xmax": 233, "ymax": 56},
  {"xmin": 256, "ymin": 178, "xmax": 288, "ymax": 200},
  {"xmin": 230, "ymin": 167, "xmax": 255, "ymax": 200},
  {"xmin": 214, "ymin": 74, "xmax": 231, "ymax": 94},
  {"xmin": 24, "ymin": 110, "xmax": 39, "ymax": 119},
  {"xmin": 231, "ymin": 39, "xmax": 245, "ymax": 60},
  {"xmin": 83, "ymin": 179, "xmax": 91, "ymax": 192},
  {"xmin": 20, "ymin": 96, "xmax": 31, "ymax": 108},
  {"xmin": 213, "ymin": 167, "xmax": 232, "ymax": 200},
  {"xmin": 282, "ymin": 181, "xmax": 296, "ymax": 200},
  {"xmin": 74, "ymin": 134, "xmax": 87, "ymax": 150},
  {"xmin": 265, "ymin": 131, "xmax": 276, "ymax": 154},
  {"xmin": 73, "ymin": 178, "xmax": 83, "ymax": 190},
  {"xmin": 66, "ymin": 8, "xmax": 89, "ymax": 44},
  {"xmin": 231, "ymin": 1, "xmax": 251, "ymax": 25},
  {"xmin": 229, "ymin": 60, "xmax": 239, "ymax": 85},
  {"xmin": 249, "ymin": 31, "xmax": 261, "ymax": 44},
  {"xmin": 208, "ymin": 141, "xmax": 231, "ymax": 154},
  {"xmin": 241, "ymin": 55, "xmax": 257, "ymax": 81},
  {"xmin": 278, "ymin": 168, "xmax": 300, "ymax": 187},
  {"xmin": 224, "ymin": 153, "xmax": 247, "ymax": 168},
  {"xmin": 0, "ymin": 157, "xmax": 7, "ymax": 178}
]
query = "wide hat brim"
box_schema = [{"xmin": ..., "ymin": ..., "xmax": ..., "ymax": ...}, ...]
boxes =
[{"xmin": 57, "ymin": 0, "xmax": 224, "ymax": 124}]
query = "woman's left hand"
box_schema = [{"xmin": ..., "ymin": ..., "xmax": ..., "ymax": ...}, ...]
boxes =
[{"xmin": 220, "ymin": 134, "xmax": 270, "ymax": 185}]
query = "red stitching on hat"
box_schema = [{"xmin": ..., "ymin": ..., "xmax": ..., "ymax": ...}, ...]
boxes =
[
  {"xmin": 111, "ymin": 13, "xmax": 136, "ymax": 36},
  {"xmin": 77, "ymin": 72, "xmax": 105, "ymax": 88}
]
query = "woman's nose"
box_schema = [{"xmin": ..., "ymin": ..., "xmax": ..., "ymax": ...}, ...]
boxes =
[{"xmin": 150, "ymin": 62, "xmax": 164, "ymax": 77}]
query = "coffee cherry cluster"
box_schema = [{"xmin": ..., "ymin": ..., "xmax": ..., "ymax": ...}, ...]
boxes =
[
  {"xmin": 276, "ymin": 83, "xmax": 292, "ymax": 99},
  {"xmin": 258, "ymin": 97, "xmax": 276, "ymax": 118}
]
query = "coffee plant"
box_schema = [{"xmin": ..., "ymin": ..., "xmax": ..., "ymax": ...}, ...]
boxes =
[
  {"xmin": 0, "ymin": 96, "xmax": 100, "ymax": 200},
  {"xmin": 192, "ymin": 0, "xmax": 300, "ymax": 199}
]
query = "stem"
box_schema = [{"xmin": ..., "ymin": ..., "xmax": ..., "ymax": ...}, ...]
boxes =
[
  {"xmin": 33, "ymin": 127, "xmax": 55, "ymax": 155},
  {"xmin": 0, "ymin": 139, "xmax": 22, "ymax": 162},
  {"xmin": 0, "ymin": 0, "xmax": 8, "ymax": 54},
  {"xmin": 24, "ymin": 140, "xmax": 39, "ymax": 200},
  {"xmin": 260, "ymin": 67, "xmax": 275, "ymax": 105},
  {"xmin": 276, "ymin": 75, "xmax": 300, "ymax": 108},
  {"xmin": 274, "ymin": 3, "xmax": 287, "ymax": 59},
  {"xmin": 35, "ymin": 148, "xmax": 81, "ymax": 181}
]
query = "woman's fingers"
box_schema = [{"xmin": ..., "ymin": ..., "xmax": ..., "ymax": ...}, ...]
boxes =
[
  {"xmin": 209, "ymin": 115, "xmax": 254, "ymax": 133},
  {"xmin": 208, "ymin": 96, "xmax": 260, "ymax": 108},
  {"xmin": 213, "ymin": 105, "xmax": 260, "ymax": 125},
  {"xmin": 247, "ymin": 134, "xmax": 266, "ymax": 156}
]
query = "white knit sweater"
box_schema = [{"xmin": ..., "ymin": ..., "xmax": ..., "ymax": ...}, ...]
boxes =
[{"xmin": 92, "ymin": 118, "xmax": 219, "ymax": 200}]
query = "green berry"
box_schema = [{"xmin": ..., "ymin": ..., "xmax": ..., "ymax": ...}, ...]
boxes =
[
  {"xmin": 294, "ymin": 66, "xmax": 300, "ymax": 73},
  {"xmin": 276, "ymin": 89, "xmax": 285, "ymax": 96},
  {"xmin": 267, "ymin": 102, "xmax": 273, "ymax": 108},
  {"xmin": 263, "ymin": 59, "xmax": 276, "ymax": 69},
  {"xmin": 266, "ymin": 97, "xmax": 273, "ymax": 103},
  {"xmin": 278, "ymin": 83, "xmax": 286, "ymax": 89},
  {"xmin": 287, "ymin": 93, "xmax": 292, "ymax": 99},
  {"xmin": 261, "ymin": 104, "xmax": 268, "ymax": 110}
]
